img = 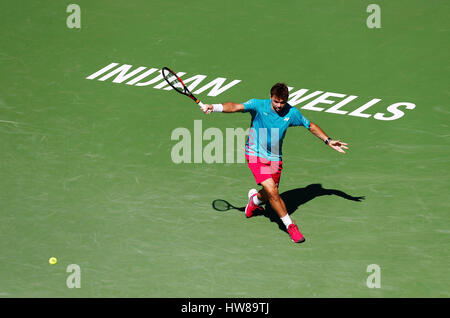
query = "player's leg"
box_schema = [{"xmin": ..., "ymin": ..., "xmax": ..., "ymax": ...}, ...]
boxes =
[
  {"xmin": 258, "ymin": 188, "xmax": 288, "ymax": 216},
  {"xmin": 245, "ymin": 155, "xmax": 267, "ymax": 217},
  {"xmin": 257, "ymin": 159, "xmax": 282, "ymax": 204},
  {"xmin": 257, "ymin": 161, "xmax": 284, "ymax": 205},
  {"xmin": 259, "ymin": 178, "xmax": 287, "ymax": 218},
  {"xmin": 260, "ymin": 178, "xmax": 305, "ymax": 243},
  {"xmin": 257, "ymin": 188, "xmax": 268, "ymax": 203}
]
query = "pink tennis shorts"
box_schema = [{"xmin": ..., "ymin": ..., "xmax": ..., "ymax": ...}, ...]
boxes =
[{"xmin": 245, "ymin": 154, "xmax": 283, "ymax": 186}]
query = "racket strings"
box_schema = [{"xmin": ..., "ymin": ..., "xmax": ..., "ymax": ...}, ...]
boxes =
[{"xmin": 164, "ymin": 71, "xmax": 185, "ymax": 93}]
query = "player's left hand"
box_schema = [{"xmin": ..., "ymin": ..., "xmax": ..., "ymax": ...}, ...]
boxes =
[{"xmin": 328, "ymin": 140, "xmax": 349, "ymax": 153}]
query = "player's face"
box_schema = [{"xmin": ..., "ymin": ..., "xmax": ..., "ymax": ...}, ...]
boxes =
[{"xmin": 271, "ymin": 95, "xmax": 287, "ymax": 113}]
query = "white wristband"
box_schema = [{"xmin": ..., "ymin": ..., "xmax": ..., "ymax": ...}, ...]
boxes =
[{"xmin": 212, "ymin": 104, "xmax": 223, "ymax": 112}]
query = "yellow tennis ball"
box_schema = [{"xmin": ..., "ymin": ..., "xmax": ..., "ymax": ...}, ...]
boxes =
[{"xmin": 49, "ymin": 257, "xmax": 57, "ymax": 265}]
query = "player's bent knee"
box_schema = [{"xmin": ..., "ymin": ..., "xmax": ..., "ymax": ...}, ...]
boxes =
[{"xmin": 261, "ymin": 182, "xmax": 279, "ymax": 199}]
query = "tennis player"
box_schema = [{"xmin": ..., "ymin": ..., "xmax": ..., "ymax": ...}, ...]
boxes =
[{"xmin": 202, "ymin": 83, "xmax": 348, "ymax": 243}]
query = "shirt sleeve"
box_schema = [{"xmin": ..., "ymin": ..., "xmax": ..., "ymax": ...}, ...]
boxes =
[
  {"xmin": 242, "ymin": 99, "xmax": 259, "ymax": 114},
  {"xmin": 290, "ymin": 107, "xmax": 310, "ymax": 129}
]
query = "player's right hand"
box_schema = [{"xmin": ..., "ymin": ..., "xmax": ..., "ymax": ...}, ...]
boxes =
[{"xmin": 202, "ymin": 104, "xmax": 213, "ymax": 114}]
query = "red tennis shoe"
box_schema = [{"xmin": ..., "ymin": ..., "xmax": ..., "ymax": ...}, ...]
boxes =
[
  {"xmin": 287, "ymin": 223, "xmax": 306, "ymax": 243},
  {"xmin": 245, "ymin": 189, "xmax": 263, "ymax": 218}
]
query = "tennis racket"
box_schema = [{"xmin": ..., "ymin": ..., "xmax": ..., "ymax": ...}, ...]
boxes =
[{"xmin": 162, "ymin": 66, "xmax": 208, "ymax": 112}]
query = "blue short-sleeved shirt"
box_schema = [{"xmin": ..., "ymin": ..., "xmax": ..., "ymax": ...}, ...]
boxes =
[{"xmin": 243, "ymin": 98, "xmax": 310, "ymax": 161}]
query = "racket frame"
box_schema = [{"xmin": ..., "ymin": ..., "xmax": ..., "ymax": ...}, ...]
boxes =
[{"xmin": 162, "ymin": 67, "xmax": 206, "ymax": 110}]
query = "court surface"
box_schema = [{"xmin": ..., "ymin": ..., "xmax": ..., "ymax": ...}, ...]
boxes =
[{"xmin": 0, "ymin": 0, "xmax": 449, "ymax": 297}]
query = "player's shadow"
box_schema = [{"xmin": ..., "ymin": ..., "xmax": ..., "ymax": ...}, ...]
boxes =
[
  {"xmin": 262, "ymin": 183, "xmax": 365, "ymax": 232},
  {"xmin": 212, "ymin": 183, "xmax": 365, "ymax": 233}
]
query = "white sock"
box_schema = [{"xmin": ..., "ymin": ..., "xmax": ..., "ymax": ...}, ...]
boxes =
[
  {"xmin": 281, "ymin": 214, "xmax": 293, "ymax": 229},
  {"xmin": 252, "ymin": 194, "xmax": 263, "ymax": 206}
]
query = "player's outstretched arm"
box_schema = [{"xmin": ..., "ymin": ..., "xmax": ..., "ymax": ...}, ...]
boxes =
[
  {"xmin": 202, "ymin": 103, "xmax": 245, "ymax": 114},
  {"xmin": 309, "ymin": 122, "xmax": 349, "ymax": 154}
]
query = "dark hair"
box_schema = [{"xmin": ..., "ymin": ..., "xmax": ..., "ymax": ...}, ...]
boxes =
[{"xmin": 270, "ymin": 83, "xmax": 289, "ymax": 100}]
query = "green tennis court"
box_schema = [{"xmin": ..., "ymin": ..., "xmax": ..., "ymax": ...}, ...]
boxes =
[{"xmin": 1, "ymin": 0, "xmax": 449, "ymax": 297}]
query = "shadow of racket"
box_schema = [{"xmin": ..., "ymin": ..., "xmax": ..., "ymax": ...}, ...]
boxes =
[{"xmin": 212, "ymin": 199, "xmax": 245, "ymax": 212}]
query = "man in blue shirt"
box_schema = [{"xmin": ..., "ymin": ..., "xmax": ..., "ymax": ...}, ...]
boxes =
[{"xmin": 203, "ymin": 83, "xmax": 348, "ymax": 243}]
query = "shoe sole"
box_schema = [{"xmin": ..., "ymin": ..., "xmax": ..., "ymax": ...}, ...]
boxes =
[
  {"xmin": 245, "ymin": 204, "xmax": 251, "ymax": 218},
  {"xmin": 292, "ymin": 237, "xmax": 306, "ymax": 243},
  {"xmin": 244, "ymin": 200, "xmax": 252, "ymax": 218}
]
